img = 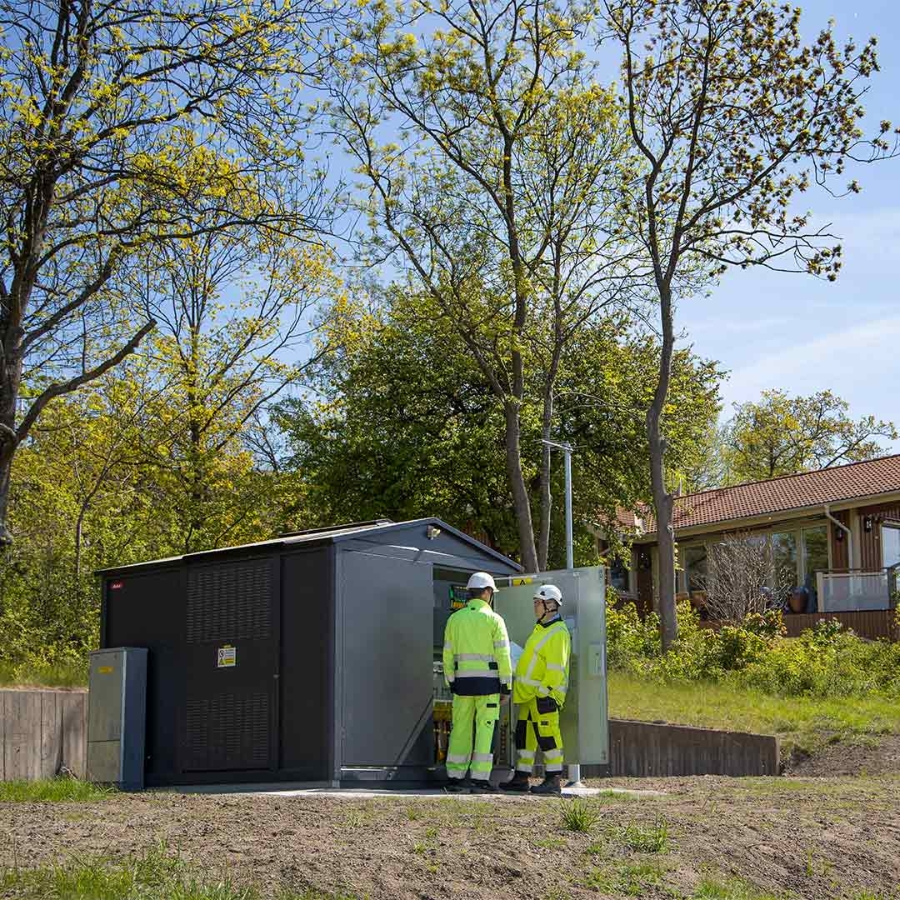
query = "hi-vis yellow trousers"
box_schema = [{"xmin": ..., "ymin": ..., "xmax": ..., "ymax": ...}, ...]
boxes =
[
  {"xmin": 514, "ymin": 696, "xmax": 563, "ymax": 773},
  {"xmin": 446, "ymin": 694, "xmax": 500, "ymax": 781}
]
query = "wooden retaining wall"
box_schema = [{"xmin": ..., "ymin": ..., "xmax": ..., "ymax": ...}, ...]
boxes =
[
  {"xmin": 1, "ymin": 689, "xmax": 779, "ymax": 783},
  {"xmin": 573, "ymin": 718, "xmax": 780, "ymax": 779},
  {"xmin": 0, "ymin": 689, "xmax": 87, "ymax": 781},
  {"xmin": 602, "ymin": 718, "xmax": 780, "ymax": 777}
]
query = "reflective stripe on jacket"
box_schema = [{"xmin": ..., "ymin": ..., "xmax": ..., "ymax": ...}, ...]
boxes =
[
  {"xmin": 512, "ymin": 618, "xmax": 570, "ymax": 707},
  {"xmin": 442, "ymin": 598, "xmax": 512, "ymax": 696}
]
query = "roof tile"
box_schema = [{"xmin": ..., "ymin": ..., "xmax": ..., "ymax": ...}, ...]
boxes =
[{"xmin": 625, "ymin": 454, "xmax": 900, "ymax": 536}]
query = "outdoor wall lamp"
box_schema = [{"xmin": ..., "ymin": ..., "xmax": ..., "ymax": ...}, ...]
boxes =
[
  {"xmin": 864, "ymin": 516, "xmax": 874, "ymax": 533},
  {"xmin": 426, "ymin": 525, "xmax": 442, "ymax": 540}
]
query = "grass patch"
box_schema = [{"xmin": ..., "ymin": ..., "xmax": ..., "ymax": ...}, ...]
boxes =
[
  {"xmin": 0, "ymin": 659, "xmax": 88, "ymax": 688},
  {"xmin": 0, "ymin": 843, "xmax": 351, "ymax": 899},
  {"xmin": 618, "ymin": 819, "xmax": 669, "ymax": 853},
  {"xmin": 609, "ymin": 671, "xmax": 900, "ymax": 756},
  {"xmin": 0, "ymin": 778, "xmax": 113, "ymax": 803},
  {"xmin": 561, "ymin": 799, "xmax": 601, "ymax": 833},
  {"xmin": 535, "ymin": 837, "xmax": 567, "ymax": 850},
  {"xmin": 693, "ymin": 874, "xmax": 789, "ymax": 899},
  {"xmin": 583, "ymin": 861, "xmax": 666, "ymax": 896}
]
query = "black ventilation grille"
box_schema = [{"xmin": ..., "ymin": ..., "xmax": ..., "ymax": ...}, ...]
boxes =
[
  {"xmin": 183, "ymin": 692, "xmax": 270, "ymax": 771},
  {"xmin": 186, "ymin": 559, "xmax": 271, "ymax": 643}
]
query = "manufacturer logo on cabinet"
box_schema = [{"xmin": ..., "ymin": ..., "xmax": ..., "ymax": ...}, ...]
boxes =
[{"xmin": 217, "ymin": 645, "xmax": 237, "ymax": 668}]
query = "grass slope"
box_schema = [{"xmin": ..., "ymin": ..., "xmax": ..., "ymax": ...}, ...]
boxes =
[
  {"xmin": 608, "ymin": 671, "xmax": 900, "ymax": 756},
  {"xmin": 0, "ymin": 660, "xmax": 87, "ymax": 689}
]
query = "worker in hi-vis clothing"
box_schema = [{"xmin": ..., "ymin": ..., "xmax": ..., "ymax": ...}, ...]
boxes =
[
  {"xmin": 442, "ymin": 571, "xmax": 512, "ymax": 793},
  {"xmin": 501, "ymin": 584, "xmax": 571, "ymax": 795}
]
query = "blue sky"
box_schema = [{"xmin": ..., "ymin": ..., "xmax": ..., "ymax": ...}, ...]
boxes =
[{"xmin": 676, "ymin": 0, "xmax": 900, "ymax": 443}]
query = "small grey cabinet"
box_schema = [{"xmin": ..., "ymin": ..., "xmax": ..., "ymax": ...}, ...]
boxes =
[{"xmin": 87, "ymin": 647, "xmax": 148, "ymax": 790}]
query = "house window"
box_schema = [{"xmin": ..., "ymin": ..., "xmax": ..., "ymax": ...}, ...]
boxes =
[
  {"xmin": 683, "ymin": 544, "xmax": 707, "ymax": 593},
  {"xmin": 883, "ymin": 524, "xmax": 900, "ymax": 569},
  {"xmin": 608, "ymin": 556, "xmax": 630, "ymax": 593},
  {"xmin": 802, "ymin": 526, "xmax": 829, "ymax": 596},
  {"xmin": 772, "ymin": 532, "xmax": 798, "ymax": 590}
]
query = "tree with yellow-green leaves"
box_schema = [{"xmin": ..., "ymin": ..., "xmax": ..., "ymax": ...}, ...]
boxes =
[
  {"xmin": 1, "ymin": 208, "xmax": 338, "ymax": 665},
  {"xmin": 602, "ymin": 0, "xmax": 899, "ymax": 649},
  {"xmin": 0, "ymin": 0, "xmax": 338, "ymax": 545},
  {"xmin": 131, "ymin": 218, "xmax": 340, "ymax": 553},
  {"xmin": 721, "ymin": 389, "xmax": 898, "ymax": 484},
  {"xmin": 331, "ymin": 0, "xmax": 641, "ymax": 572}
]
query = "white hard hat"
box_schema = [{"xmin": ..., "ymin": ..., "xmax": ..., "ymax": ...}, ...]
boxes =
[
  {"xmin": 467, "ymin": 572, "xmax": 498, "ymax": 592},
  {"xmin": 534, "ymin": 584, "xmax": 563, "ymax": 605}
]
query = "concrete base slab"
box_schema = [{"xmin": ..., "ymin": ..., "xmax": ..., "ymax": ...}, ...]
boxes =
[
  {"xmin": 166, "ymin": 783, "xmax": 663, "ymax": 800},
  {"xmin": 259, "ymin": 785, "xmax": 663, "ymax": 800}
]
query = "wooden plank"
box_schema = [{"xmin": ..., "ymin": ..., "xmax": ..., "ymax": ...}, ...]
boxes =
[
  {"xmin": 40, "ymin": 692, "xmax": 61, "ymax": 779},
  {"xmin": 4, "ymin": 691, "xmax": 41, "ymax": 781},
  {"xmin": 61, "ymin": 692, "xmax": 87, "ymax": 779}
]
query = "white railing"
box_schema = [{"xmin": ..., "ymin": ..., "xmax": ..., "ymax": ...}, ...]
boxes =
[{"xmin": 816, "ymin": 569, "xmax": 895, "ymax": 612}]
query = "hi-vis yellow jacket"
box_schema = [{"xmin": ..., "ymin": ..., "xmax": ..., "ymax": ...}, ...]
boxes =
[
  {"xmin": 513, "ymin": 618, "xmax": 571, "ymax": 708},
  {"xmin": 443, "ymin": 598, "xmax": 512, "ymax": 696}
]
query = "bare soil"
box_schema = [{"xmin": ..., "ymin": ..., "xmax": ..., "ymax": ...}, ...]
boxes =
[
  {"xmin": 2, "ymin": 775, "xmax": 900, "ymax": 899},
  {"xmin": 784, "ymin": 733, "xmax": 900, "ymax": 778}
]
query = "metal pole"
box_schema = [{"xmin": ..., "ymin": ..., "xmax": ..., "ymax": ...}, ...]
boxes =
[
  {"xmin": 563, "ymin": 443, "xmax": 574, "ymax": 571},
  {"xmin": 562, "ymin": 443, "xmax": 582, "ymax": 787},
  {"xmin": 539, "ymin": 437, "xmax": 582, "ymax": 788}
]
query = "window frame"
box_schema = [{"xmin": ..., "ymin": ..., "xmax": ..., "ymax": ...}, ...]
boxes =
[{"xmin": 677, "ymin": 518, "xmax": 833, "ymax": 596}]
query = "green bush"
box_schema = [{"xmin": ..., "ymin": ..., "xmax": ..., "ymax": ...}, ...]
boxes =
[
  {"xmin": 605, "ymin": 591, "xmax": 661, "ymax": 668},
  {"xmin": 606, "ymin": 595, "xmax": 900, "ymax": 702}
]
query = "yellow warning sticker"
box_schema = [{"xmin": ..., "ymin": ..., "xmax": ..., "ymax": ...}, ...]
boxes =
[
  {"xmin": 511, "ymin": 577, "xmax": 533, "ymax": 586},
  {"xmin": 217, "ymin": 645, "xmax": 237, "ymax": 668},
  {"xmin": 97, "ymin": 666, "xmax": 113, "ymax": 674}
]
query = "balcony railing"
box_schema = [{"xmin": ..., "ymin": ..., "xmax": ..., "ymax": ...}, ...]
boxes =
[{"xmin": 817, "ymin": 566, "xmax": 899, "ymax": 613}]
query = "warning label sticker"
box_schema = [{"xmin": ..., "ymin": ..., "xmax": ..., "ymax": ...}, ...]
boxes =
[
  {"xmin": 217, "ymin": 645, "xmax": 236, "ymax": 668},
  {"xmin": 511, "ymin": 577, "xmax": 533, "ymax": 586}
]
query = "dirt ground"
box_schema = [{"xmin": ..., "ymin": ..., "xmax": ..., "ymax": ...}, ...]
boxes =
[
  {"xmin": 2, "ymin": 775, "xmax": 900, "ymax": 899},
  {"xmin": 783, "ymin": 733, "xmax": 900, "ymax": 778}
]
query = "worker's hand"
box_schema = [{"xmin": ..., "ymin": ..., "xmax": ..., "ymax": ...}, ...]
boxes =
[{"xmin": 500, "ymin": 693, "xmax": 510, "ymax": 706}]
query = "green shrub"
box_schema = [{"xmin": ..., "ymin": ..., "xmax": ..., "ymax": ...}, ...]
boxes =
[
  {"xmin": 606, "ymin": 592, "xmax": 900, "ymax": 702},
  {"xmin": 707, "ymin": 625, "xmax": 770, "ymax": 672},
  {"xmin": 606, "ymin": 596, "xmax": 661, "ymax": 668}
]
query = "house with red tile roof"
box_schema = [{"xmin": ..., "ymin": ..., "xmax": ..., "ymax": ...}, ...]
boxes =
[{"xmin": 607, "ymin": 454, "xmax": 900, "ymax": 617}]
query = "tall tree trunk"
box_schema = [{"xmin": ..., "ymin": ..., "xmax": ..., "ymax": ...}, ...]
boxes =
[
  {"xmin": 0, "ymin": 340, "xmax": 24, "ymax": 546},
  {"xmin": 0, "ymin": 446, "xmax": 15, "ymax": 547},
  {"xmin": 505, "ymin": 400, "xmax": 539, "ymax": 572},
  {"xmin": 647, "ymin": 282, "xmax": 677, "ymax": 650},
  {"xmin": 185, "ymin": 326, "xmax": 205, "ymax": 554},
  {"xmin": 74, "ymin": 511, "xmax": 85, "ymax": 582},
  {"xmin": 538, "ymin": 253, "xmax": 565, "ymax": 571}
]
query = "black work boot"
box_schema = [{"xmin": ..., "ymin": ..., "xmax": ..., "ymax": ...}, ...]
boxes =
[
  {"xmin": 531, "ymin": 774, "xmax": 562, "ymax": 795},
  {"xmin": 444, "ymin": 777, "xmax": 472, "ymax": 794},
  {"xmin": 469, "ymin": 779, "xmax": 498, "ymax": 794},
  {"xmin": 500, "ymin": 771, "xmax": 531, "ymax": 792}
]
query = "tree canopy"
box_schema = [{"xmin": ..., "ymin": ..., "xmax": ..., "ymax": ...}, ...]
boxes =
[
  {"xmin": 277, "ymin": 285, "xmax": 722, "ymax": 567},
  {"xmin": 0, "ymin": 0, "xmax": 336, "ymax": 543},
  {"xmin": 722, "ymin": 389, "xmax": 898, "ymax": 483},
  {"xmin": 602, "ymin": 0, "xmax": 898, "ymax": 648}
]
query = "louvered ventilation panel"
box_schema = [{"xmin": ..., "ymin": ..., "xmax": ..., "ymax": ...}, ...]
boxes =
[
  {"xmin": 186, "ymin": 558, "xmax": 272, "ymax": 644},
  {"xmin": 184, "ymin": 692, "xmax": 270, "ymax": 771}
]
